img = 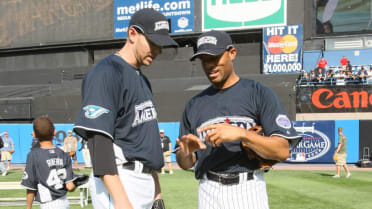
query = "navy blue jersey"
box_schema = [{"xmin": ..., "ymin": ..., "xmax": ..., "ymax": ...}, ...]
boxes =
[
  {"xmin": 21, "ymin": 147, "xmax": 74, "ymax": 203},
  {"xmin": 74, "ymin": 54, "xmax": 163, "ymax": 170},
  {"xmin": 179, "ymin": 79, "xmax": 302, "ymax": 179}
]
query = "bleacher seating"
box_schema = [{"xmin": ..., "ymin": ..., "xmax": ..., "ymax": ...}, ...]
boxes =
[{"xmin": 298, "ymin": 64, "xmax": 372, "ymax": 87}]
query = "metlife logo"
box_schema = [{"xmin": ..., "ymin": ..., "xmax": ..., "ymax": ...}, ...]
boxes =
[{"xmin": 114, "ymin": 0, "xmax": 194, "ymax": 38}]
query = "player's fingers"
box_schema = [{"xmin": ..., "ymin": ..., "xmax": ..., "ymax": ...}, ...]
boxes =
[{"xmin": 198, "ymin": 124, "xmax": 217, "ymax": 133}]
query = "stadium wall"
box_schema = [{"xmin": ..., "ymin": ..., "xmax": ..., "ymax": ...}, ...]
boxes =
[{"xmin": 0, "ymin": 120, "xmax": 367, "ymax": 164}]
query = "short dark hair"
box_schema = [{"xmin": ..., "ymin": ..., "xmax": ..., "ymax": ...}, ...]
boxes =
[{"xmin": 33, "ymin": 116, "xmax": 55, "ymax": 141}]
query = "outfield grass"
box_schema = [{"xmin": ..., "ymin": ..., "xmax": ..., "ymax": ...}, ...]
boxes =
[{"xmin": 1, "ymin": 169, "xmax": 371, "ymax": 209}]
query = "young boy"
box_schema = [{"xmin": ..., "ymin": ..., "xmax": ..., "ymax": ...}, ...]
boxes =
[{"xmin": 21, "ymin": 116, "xmax": 76, "ymax": 209}]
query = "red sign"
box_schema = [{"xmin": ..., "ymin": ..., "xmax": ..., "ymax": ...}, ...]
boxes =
[{"xmin": 296, "ymin": 86, "xmax": 372, "ymax": 113}]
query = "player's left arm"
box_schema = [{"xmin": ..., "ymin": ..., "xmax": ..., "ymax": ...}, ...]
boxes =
[
  {"xmin": 199, "ymin": 124, "xmax": 289, "ymax": 162},
  {"xmin": 26, "ymin": 189, "xmax": 35, "ymax": 209},
  {"xmin": 152, "ymin": 170, "xmax": 161, "ymax": 200}
]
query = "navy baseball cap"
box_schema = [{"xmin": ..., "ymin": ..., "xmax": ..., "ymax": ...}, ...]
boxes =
[
  {"xmin": 129, "ymin": 8, "xmax": 178, "ymax": 47},
  {"xmin": 190, "ymin": 30, "xmax": 234, "ymax": 61}
]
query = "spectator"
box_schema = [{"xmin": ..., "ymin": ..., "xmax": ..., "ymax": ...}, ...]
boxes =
[
  {"xmin": 345, "ymin": 70, "xmax": 357, "ymax": 84},
  {"xmin": 0, "ymin": 131, "xmax": 14, "ymax": 170},
  {"xmin": 323, "ymin": 21, "xmax": 334, "ymax": 33},
  {"xmin": 63, "ymin": 130, "xmax": 78, "ymax": 167},
  {"xmin": 345, "ymin": 61, "xmax": 353, "ymax": 73},
  {"xmin": 309, "ymin": 70, "xmax": 317, "ymax": 83},
  {"xmin": 79, "ymin": 138, "xmax": 91, "ymax": 168},
  {"xmin": 326, "ymin": 69, "xmax": 335, "ymax": 83},
  {"xmin": 315, "ymin": 67, "xmax": 326, "ymax": 83},
  {"xmin": 0, "ymin": 136, "xmax": 6, "ymax": 176},
  {"xmin": 160, "ymin": 130, "xmax": 173, "ymax": 175},
  {"xmin": 316, "ymin": 57, "xmax": 328, "ymax": 72},
  {"xmin": 340, "ymin": 56, "xmax": 349, "ymax": 71},
  {"xmin": 357, "ymin": 66, "xmax": 368, "ymax": 83}
]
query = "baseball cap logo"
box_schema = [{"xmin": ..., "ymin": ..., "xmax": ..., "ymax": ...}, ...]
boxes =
[
  {"xmin": 197, "ymin": 36, "xmax": 217, "ymax": 47},
  {"xmin": 154, "ymin": 21, "xmax": 169, "ymax": 31}
]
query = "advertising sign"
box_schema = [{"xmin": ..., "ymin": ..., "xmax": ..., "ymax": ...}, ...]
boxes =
[
  {"xmin": 263, "ymin": 24, "xmax": 303, "ymax": 74},
  {"xmin": 289, "ymin": 121, "xmax": 335, "ymax": 163},
  {"xmin": 114, "ymin": 0, "xmax": 194, "ymax": 38},
  {"xmin": 297, "ymin": 86, "xmax": 372, "ymax": 113},
  {"xmin": 202, "ymin": 0, "xmax": 286, "ymax": 31}
]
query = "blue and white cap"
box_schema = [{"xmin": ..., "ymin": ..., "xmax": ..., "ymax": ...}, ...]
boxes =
[
  {"xmin": 129, "ymin": 8, "xmax": 178, "ymax": 47},
  {"xmin": 190, "ymin": 30, "xmax": 234, "ymax": 61}
]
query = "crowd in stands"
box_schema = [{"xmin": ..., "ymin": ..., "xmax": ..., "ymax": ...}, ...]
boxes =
[{"xmin": 298, "ymin": 56, "xmax": 372, "ymax": 86}]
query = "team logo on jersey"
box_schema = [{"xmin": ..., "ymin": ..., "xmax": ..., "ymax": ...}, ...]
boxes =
[
  {"xmin": 197, "ymin": 116, "xmax": 256, "ymax": 142},
  {"xmin": 83, "ymin": 105, "xmax": 110, "ymax": 119},
  {"xmin": 22, "ymin": 171, "xmax": 29, "ymax": 180},
  {"xmin": 132, "ymin": 100, "xmax": 158, "ymax": 127},
  {"xmin": 275, "ymin": 114, "xmax": 291, "ymax": 129}
]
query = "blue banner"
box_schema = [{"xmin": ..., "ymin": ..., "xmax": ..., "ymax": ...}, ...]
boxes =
[
  {"xmin": 263, "ymin": 24, "xmax": 303, "ymax": 74},
  {"xmin": 114, "ymin": 0, "xmax": 194, "ymax": 38},
  {"xmin": 290, "ymin": 121, "xmax": 335, "ymax": 163}
]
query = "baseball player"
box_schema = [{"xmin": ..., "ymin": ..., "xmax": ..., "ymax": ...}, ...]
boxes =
[
  {"xmin": 73, "ymin": 8, "xmax": 177, "ymax": 209},
  {"xmin": 21, "ymin": 116, "xmax": 76, "ymax": 209},
  {"xmin": 175, "ymin": 30, "xmax": 302, "ymax": 209}
]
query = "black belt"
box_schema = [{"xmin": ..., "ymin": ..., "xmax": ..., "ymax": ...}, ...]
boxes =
[
  {"xmin": 206, "ymin": 171, "xmax": 254, "ymax": 185},
  {"xmin": 123, "ymin": 162, "xmax": 153, "ymax": 174}
]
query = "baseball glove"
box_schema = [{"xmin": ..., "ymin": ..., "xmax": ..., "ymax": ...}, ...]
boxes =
[
  {"xmin": 242, "ymin": 125, "xmax": 278, "ymax": 171},
  {"xmin": 73, "ymin": 174, "xmax": 89, "ymax": 187},
  {"xmin": 333, "ymin": 153, "xmax": 338, "ymax": 162},
  {"xmin": 152, "ymin": 199, "xmax": 165, "ymax": 209},
  {"xmin": 69, "ymin": 151, "xmax": 75, "ymax": 157}
]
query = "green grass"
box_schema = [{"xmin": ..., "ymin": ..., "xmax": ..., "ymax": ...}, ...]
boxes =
[{"xmin": 1, "ymin": 169, "xmax": 372, "ymax": 209}]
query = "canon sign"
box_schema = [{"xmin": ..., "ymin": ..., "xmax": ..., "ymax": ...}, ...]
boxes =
[{"xmin": 312, "ymin": 88, "xmax": 371, "ymax": 109}]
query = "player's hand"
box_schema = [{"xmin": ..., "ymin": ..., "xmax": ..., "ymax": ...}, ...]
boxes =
[
  {"xmin": 198, "ymin": 123, "xmax": 246, "ymax": 147},
  {"xmin": 177, "ymin": 134, "xmax": 206, "ymax": 156}
]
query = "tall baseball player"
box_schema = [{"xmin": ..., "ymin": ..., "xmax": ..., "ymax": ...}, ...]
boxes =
[
  {"xmin": 21, "ymin": 116, "xmax": 76, "ymax": 209},
  {"xmin": 73, "ymin": 8, "xmax": 177, "ymax": 209},
  {"xmin": 176, "ymin": 30, "xmax": 302, "ymax": 209}
]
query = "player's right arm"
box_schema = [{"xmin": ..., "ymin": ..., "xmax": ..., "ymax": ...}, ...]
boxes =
[
  {"xmin": 88, "ymin": 133, "xmax": 133, "ymax": 209},
  {"xmin": 26, "ymin": 189, "xmax": 35, "ymax": 209},
  {"xmin": 176, "ymin": 135, "xmax": 206, "ymax": 170}
]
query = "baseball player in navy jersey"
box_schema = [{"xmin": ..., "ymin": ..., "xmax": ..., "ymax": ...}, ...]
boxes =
[
  {"xmin": 21, "ymin": 116, "xmax": 76, "ymax": 209},
  {"xmin": 175, "ymin": 30, "xmax": 302, "ymax": 209},
  {"xmin": 73, "ymin": 8, "xmax": 177, "ymax": 209}
]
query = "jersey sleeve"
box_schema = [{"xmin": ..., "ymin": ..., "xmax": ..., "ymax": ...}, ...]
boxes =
[
  {"xmin": 74, "ymin": 64, "xmax": 122, "ymax": 140},
  {"xmin": 256, "ymin": 83, "xmax": 302, "ymax": 150},
  {"xmin": 21, "ymin": 153, "xmax": 37, "ymax": 190}
]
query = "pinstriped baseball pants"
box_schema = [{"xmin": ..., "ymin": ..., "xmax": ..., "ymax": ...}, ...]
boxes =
[
  {"xmin": 198, "ymin": 170, "xmax": 269, "ymax": 209},
  {"xmin": 40, "ymin": 195, "xmax": 69, "ymax": 209}
]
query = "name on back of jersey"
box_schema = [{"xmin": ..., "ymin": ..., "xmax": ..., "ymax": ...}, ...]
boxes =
[
  {"xmin": 46, "ymin": 158, "xmax": 64, "ymax": 167},
  {"xmin": 132, "ymin": 100, "xmax": 158, "ymax": 127}
]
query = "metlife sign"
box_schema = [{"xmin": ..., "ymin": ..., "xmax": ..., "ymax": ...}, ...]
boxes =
[
  {"xmin": 202, "ymin": 0, "xmax": 286, "ymax": 31},
  {"xmin": 114, "ymin": 0, "xmax": 194, "ymax": 38}
]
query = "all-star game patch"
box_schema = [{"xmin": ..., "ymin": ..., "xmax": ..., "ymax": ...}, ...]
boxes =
[{"xmin": 276, "ymin": 114, "xmax": 291, "ymax": 129}]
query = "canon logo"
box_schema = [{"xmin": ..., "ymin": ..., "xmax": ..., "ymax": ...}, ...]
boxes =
[{"xmin": 312, "ymin": 88, "xmax": 371, "ymax": 109}]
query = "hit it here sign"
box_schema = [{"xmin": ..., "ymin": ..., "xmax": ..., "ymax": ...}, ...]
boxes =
[{"xmin": 263, "ymin": 24, "xmax": 303, "ymax": 74}]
